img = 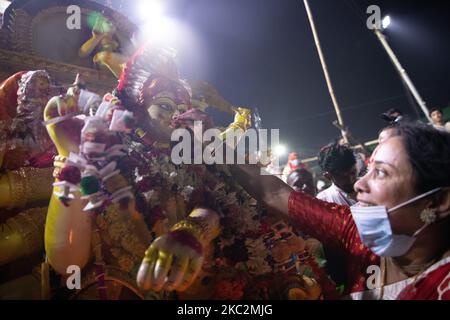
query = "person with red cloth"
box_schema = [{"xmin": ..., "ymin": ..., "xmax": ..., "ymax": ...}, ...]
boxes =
[{"xmin": 230, "ymin": 123, "xmax": 450, "ymax": 300}]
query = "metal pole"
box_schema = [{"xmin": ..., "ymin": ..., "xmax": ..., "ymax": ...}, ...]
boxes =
[
  {"xmin": 303, "ymin": 0, "xmax": 348, "ymax": 143},
  {"xmin": 374, "ymin": 29, "xmax": 432, "ymax": 123}
]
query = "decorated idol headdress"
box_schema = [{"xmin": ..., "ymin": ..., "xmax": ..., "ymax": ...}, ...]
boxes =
[
  {"xmin": 116, "ymin": 44, "xmax": 191, "ymax": 110},
  {"xmin": 114, "ymin": 43, "xmax": 216, "ymax": 134}
]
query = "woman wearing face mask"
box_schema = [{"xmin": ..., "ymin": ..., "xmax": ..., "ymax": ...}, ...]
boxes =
[{"xmin": 230, "ymin": 123, "xmax": 450, "ymax": 300}]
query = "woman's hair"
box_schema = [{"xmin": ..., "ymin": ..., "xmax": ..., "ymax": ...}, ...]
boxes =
[
  {"xmin": 396, "ymin": 123, "xmax": 450, "ymax": 193},
  {"xmin": 378, "ymin": 122, "xmax": 400, "ymax": 136}
]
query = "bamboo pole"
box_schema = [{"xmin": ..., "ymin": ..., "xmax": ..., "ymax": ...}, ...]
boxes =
[
  {"xmin": 374, "ymin": 29, "xmax": 432, "ymax": 123},
  {"xmin": 303, "ymin": 0, "xmax": 348, "ymax": 143}
]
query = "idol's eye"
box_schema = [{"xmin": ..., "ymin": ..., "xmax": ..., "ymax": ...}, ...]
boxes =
[{"xmin": 159, "ymin": 104, "xmax": 173, "ymax": 112}]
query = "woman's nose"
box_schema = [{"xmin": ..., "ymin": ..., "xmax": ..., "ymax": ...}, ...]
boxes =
[{"xmin": 354, "ymin": 173, "xmax": 369, "ymax": 193}]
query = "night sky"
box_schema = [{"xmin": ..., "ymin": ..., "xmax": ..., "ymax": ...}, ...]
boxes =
[{"xmin": 106, "ymin": 0, "xmax": 450, "ymax": 159}]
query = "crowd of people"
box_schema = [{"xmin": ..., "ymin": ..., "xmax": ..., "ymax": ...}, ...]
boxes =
[{"xmin": 282, "ymin": 106, "xmax": 450, "ymax": 207}]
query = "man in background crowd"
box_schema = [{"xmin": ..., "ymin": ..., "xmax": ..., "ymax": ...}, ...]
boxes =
[
  {"xmin": 380, "ymin": 107, "xmax": 404, "ymax": 124},
  {"xmin": 316, "ymin": 143, "xmax": 357, "ymax": 206},
  {"xmin": 429, "ymin": 107, "xmax": 450, "ymax": 132},
  {"xmin": 282, "ymin": 152, "xmax": 305, "ymax": 182}
]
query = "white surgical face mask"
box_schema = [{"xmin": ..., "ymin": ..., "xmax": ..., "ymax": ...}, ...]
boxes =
[{"xmin": 350, "ymin": 187, "xmax": 441, "ymax": 257}]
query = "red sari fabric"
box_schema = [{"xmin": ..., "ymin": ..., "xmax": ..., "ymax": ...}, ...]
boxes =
[
  {"xmin": 288, "ymin": 191, "xmax": 450, "ymax": 300},
  {"xmin": 397, "ymin": 261, "xmax": 450, "ymax": 300},
  {"xmin": 288, "ymin": 191, "xmax": 379, "ymax": 294}
]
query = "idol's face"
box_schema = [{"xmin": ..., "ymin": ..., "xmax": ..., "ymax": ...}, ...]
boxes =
[
  {"xmin": 33, "ymin": 76, "xmax": 50, "ymax": 97},
  {"xmin": 140, "ymin": 77, "xmax": 192, "ymax": 144},
  {"xmin": 147, "ymin": 98, "xmax": 178, "ymax": 124},
  {"xmin": 146, "ymin": 98, "xmax": 179, "ymax": 142}
]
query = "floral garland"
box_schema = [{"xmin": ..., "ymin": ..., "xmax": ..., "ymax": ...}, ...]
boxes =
[{"xmin": 127, "ymin": 148, "xmax": 340, "ymax": 299}]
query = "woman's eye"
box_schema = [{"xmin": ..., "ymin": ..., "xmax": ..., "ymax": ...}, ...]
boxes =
[{"xmin": 375, "ymin": 169, "xmax": 386, "ymax": 178}]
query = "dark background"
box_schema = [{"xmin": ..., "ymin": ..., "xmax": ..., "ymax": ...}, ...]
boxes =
[{"xmin": 101, "ymin": 0, "xmax": 450, "ymax": 159}]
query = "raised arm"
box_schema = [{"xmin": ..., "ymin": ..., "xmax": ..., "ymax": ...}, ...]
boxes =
[
  {"xmin": 229, "ymin": 164, "xmax": 291, "ymax": 217},
  {"xmin": 229, "ymin": 164, "xmax": 360, "ymax": 256},
  {"xmin": 43, "ymin": 96, "xmax": 92, "ymax": 274}
]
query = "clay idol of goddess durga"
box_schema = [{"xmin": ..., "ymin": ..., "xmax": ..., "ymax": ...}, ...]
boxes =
[{"xmin": 41, "ymin": 43, "xmax": 337, "ymax": 300}]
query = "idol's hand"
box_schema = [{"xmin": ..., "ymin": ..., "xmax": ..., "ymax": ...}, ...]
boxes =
[
  {"xmin": 91, "ymin": 14, "xmax": 117, "ymax": 36},
  {"xmin": 137, "ymin": 208, "xmax": 220, "ymax": 292},
  {"xmin": 220, "ymin": 106, "xmax": 252, "ymax": 143},
  {"xmin": 43, "ymin": 95, "xmax": 83, "ymax": 157},
  {"xmin": 136, "ymin": 231, "xmax": 204, "ymax": 292},
  {"xmin": 231, "ymin": 106, "xmax": 252, "ymax": 130}
]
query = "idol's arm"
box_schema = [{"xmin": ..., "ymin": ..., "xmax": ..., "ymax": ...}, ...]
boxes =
[
  {"xmin": 0, "ymin": 167, "xmax": 52, "ymax": 266},
  {"xmin": 0, "ymin": 167, "xmax": 53, "ymax": 209},
  {"xmin": 43, "ymin": 98, "xmax": 92, "ymax": 275},
  {"xmin": 44, "ymin": 191, "xmax": 92, "ymax": 274},
  {"xmin": 0, "ymin": 207, "xmax": 47, "ymax": 266},
  {"xmin": 79, "ymin": 33, "xmax": 104, "ymax": 58}
]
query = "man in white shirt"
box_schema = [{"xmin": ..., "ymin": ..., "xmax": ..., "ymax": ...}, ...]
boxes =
[
  {"xmin": 316, "ymin": 142, "xmax": 357, "ymax": 206},
  {"xmin": 429, "ymin": 107, "xmax": 450, "ymax": 132}
]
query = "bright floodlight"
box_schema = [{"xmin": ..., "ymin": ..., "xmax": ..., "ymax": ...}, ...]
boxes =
[
  {"xmin": 273, "ymin": 144, "xmax": 287, "ymax": 157},
  {"xmin": 382, "ymin": 16, "xmax": 391, "ymax": 29},
  {"xmin": 139, "ymin": 0, "xmax": 164, "ymax": 21},
  {"xmin": 138, "ymin": 0, "xmax": 171, "ymax": 45}
]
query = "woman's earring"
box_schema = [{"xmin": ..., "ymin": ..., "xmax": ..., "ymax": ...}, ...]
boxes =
[{"xmin": 420, "ymin": 208, "xmax": 437, "ymax": 224}]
